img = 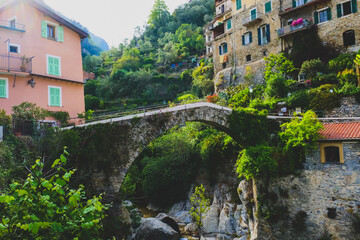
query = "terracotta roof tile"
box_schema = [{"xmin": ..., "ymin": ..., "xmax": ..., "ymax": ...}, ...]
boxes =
[{"xmin": 320, "ymin": 122, "xmax": 360, "ymax": 140}]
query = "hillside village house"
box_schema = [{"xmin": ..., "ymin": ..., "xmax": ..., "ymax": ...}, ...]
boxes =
[
  {"xmin": 0, "ymin": 0, "xmax": 88, "ymax": 120},
  {"xmin": 206, "ymin": 0, "xmax": 360, "ymax": 87}
]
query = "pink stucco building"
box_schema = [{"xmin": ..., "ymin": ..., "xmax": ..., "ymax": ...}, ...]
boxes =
[{"xmin": 0, "ymin": 0, "xmax": 87, "ymax": 119}]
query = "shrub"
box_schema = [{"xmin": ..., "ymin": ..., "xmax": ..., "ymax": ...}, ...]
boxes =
[
  {"xmin": 299, "ymin": 58, "xmax": 325, "ymax": 78},
  {"xmin": 176, "ymin": 93, "xmax": 199, "ymax": 104},
  {"xmin": 279, "ymin": 110, "xmax": 323, "ymax": 153},
  {"xmin": 335, "ymin": 82, "xmax": 360, "ymax": 96},
  {"xmin": 264, "ymin": 53, "xmax": 297, "ymax": 81},
  {"xmin": 265, "ymin": 73, "xmax": 293, "ymax": 98},
  {"xmin": 236, "ymin": 145, "xmax": 277, "ymax": 180},
  {"xmin": 249, "ymin": 97, "xmax": 278, "ymax": 111},
  {"xmin": 189, "ymin": 185, "xmax": 210, "ymax": 231},
  {"xmin": 309, "ymin": 84, "xmax": 341, "ymax": 110},
  {"xmin": 311, "ymin": 73, "xmax": 338, "ymax": 87},
  {"xmin": 206, "ymin": 94, "xmax": 220, "ymax": 103},
  {"xmin": 50, "ymin": 111, "xmax": 70, "ymax": 125},
  {"xmin": 328, "ymin": 53, "xmax": 356, "ymax": 73},
  {"xmin": 337, "ymin": 68, "xmax": 357, "ymax": 86},
  {"xmin": 228, "ymin": 88, "xmax": 250, "ymax": 109},
  {"xmin": 0, "ymin": 152, "xmax": 108, "ymax": 239},
  {"xmin": 12, "ymin": 102, "xmax": 49, "ymax": 121},
  {"xmin": 286, "ymin": 90, "xmax": 311, "ymax": 109}
]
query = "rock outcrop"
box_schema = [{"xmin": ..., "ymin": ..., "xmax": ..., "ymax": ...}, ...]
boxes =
[{"xmin": 133, "ymin": 218, "xmax": 180, "ymax": 240}]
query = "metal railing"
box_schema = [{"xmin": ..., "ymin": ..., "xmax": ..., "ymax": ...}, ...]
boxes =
[
  {"xmin": 279, "ymin": 0, "xmax": 328, "ymax": 14},
  {"xmin": 277, "ymin": 20, "xmax": 314, "ymax": 37},
  {"xmin": 0, "ymin": 54, "xmax": 32, "ymax": 73},
  {"xmin": 0, "ymin": 19, "xmax": 25, "ymax": 31},
  {"xmin": 242, "ymin": 12, "xmax": 263, "ymax": 26}
]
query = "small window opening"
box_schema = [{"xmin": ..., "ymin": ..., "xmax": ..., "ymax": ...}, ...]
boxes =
[
  {"xmin": 327, "ymin": 208, "xmax": 337, "ymax": 219},
  {"xmin": 324, "ymin": 146, "xmax": 340, "ymax": 163},
  {"xmin": 9, "ymin": 45, "xmax": 19, "ymax": 53},
  {"xmin": 263, "ymin": 50, "xmax": 267, "ymax": 56},
  {"xmin": 342, "ymin": 1, "xmax": 352, "ymax": 16},
  {"xmin": 9, "ymin": 19, "xmax": 16, "ymax": 28},
  {"xmin": 246, "ymin": 54, "xmax": 251, "ymax": 62},
  {"xmin": 343, "ymin": 30, "xmax": 355, "ymax": 47}
]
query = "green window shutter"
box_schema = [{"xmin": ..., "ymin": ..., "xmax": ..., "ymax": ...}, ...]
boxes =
[
  {"xmin": 327, "ymin": 8, "xmax": 332, "ymax": 20},
  {"xmin": 352, "ymin": 0, "xmax": 357, "ymax": 13},
  {"xmin": 265, "ymin": 1, "xmax": 271, "ymax": 13},
  {"xmin": 41, "ymin": 21, "xmax": 47, "ymax": 38},
  {"xmin": 249, "ymin": 32, "xmax": 252, "ymax": 43},
  {"xmin": 292, "ymin": 0, "xmax": 296, "ymax": 8},
  {"xmin": 236, "ymin": 0, "xmax": 241, "ymax": 10},
  {"xmin": 257, "ymin": 27, "xmax": 261, "ymax": 45},
  {"xmin": 0, "ymin": 80, "xmax": 6, "ymax": 98},
  {"xmin": 50, "ymin": 87, "xmax": 61, "ymax": 106},
  {"xmin": 48, "ymin": 57, "xmax": 54, "ymax": 75},
  {"xmin": 266, "ymin": 24, "xmax": 270, "ymax": 43},
  {"xmin": 242, "ymin": 35, "xmax": 245, "ymax": 45},
  {"xmin": 337, "ymin": 4, "xmax": 343, "ymax": 17},
  {"xmin": 227, "ymin": 19, "xmax": 232, "ymax": 29},
  {"xmin": 219, "ymin": 45, "xmax": 222, "ymax": 55},
  {"xmin": 251, "ymin": 9, "xmax": 256, "ymax": 20},
  {"xmin": 314, "ymin": 11, "xmax": 319, "ymax": 24},
  {"xmin": 58, "ymin": 26, "xmax": 64, "ymax": 42},
  {"xmin": 53, "ymin": 58, "xmax": 60, "ymax": 76},
  {"xmin": 304, "ymin": 0, "xmax": 308, "ymax": 3},
  {"xmin": 224, "ymin": 43, "xmax": 228, "ymax": 53}
]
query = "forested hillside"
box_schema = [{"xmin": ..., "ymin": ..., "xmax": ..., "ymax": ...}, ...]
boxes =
[{"xmin": 82, "ymin": 0, "xmax": 215, "ymax": 110}]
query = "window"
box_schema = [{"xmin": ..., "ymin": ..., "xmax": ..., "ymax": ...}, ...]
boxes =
[
  {"xmin": 242, "ymin": 32, "xmax": 252, "ymax": 45},
  {"xmin": 250, "ymin": 8, "xmax": 257, "ymax": 21},
  {"xmin": 220, "ymin": 4, "xmax": 225, "ymax": 13},
  {"xmin": 246, "ymin": 54, "xmax": 251, "ymax": 62},
  {"xmin": 41, "ymin": 21, "xmax": 64, "ymax": 42},
  {"xmin": 219, "ymin": 42, "xmax": 228, "ymax": 55},
  {"xmin": 227, "ymin": 19, "xmax": 232, "ymax": 30},
  {"xmin": 320, "ymin": 143, "xmax": 344, "ymax": 164},
  {"xmin": 236, "ymin": 0, "xmax": 241, "ymax": 10},
  {"xmin": 343, "ymin": 30, "xmax": 355, "ymax": 46},
  {"xmin": 48, "ymin": 86, "xmax": 62, "ymax": 107},
  {"xmin": 0, "ymin": 78, "xmax": 8, "ymax": 98},
  {"xmin": 314, "ymin": 8, "xmax": 331, "ymax": 24},
  {"xmin": 293, "ymin": 0, "xmax": 304, "ymax": 7},
  {"xmin": 337, "ymin": 0, "xmax": 357, "ymax": 18},
  {"xmin": 8, "ymin": 43, "xmax": 20, "ymax": 53},
  {"xmin": 8, "ymin": 17, "xmax": 16, "ymax": 29},
  {"xmin": 265, "ymin": 1, "xmax": 272, "ymax": 13},
  {"xmin": 258, "ymin": 24, "xmax": 270, "ymax": 45},
  {"xmin": 47, "ymin": 55, "xmax": 61, "ymax": 76}
]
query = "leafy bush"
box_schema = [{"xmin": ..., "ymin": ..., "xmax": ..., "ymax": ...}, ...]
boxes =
[
  {"xmin": 249, "ymin": 97, "xmax": 279, "ymax": 111},
  {"xmin": 12, "ymin": 102, "xmax": 49, "ymax": 120},
  {"xmin": 50, "ymin": 111, "xmax": 70, "ymax": 125},
  {"xmin": 335, "ymin": 82, "xmax": 360, "ymax": 96},
  {"xmin": 265, "ymin": 73, "xmax": 294, "ymax": 98},
  {"xmin": 236, "ymin": 145, "xmax": 277, "ymax": 180},
  {"xmin": 299, "ymin": 58, "xmax": 325, "ymax": 78},
  {"xmin": 176, "ymin": 93, "xmax": 199, "ymax": 104},
  {"xmin": 328, "ymin": 53, "xmax": 356, "ymax": 73},
  {"xmin": 85, "ymin": 95, "xmax": 102, "ymax": 111},
  {"xmin": 286, "ymin": 90, "xmax": 311, "ymax": 109},
  {"xmin": 309, "ymin": 84, "xmax": 341, "ymax": 110},
  {"xmin": 264, "ymin": 53, "xmax": 297, "ymax": 81},
  {"xmin": 0, "ymin": 152, "xmax": 108, "ymax": 239},
  {"xmin": 228, "ymin": 88, "xmax": 250, "ymax": 109},
  {"xmin": 337, "ymin": 68, "xmax": 358, "ymax": 85},
  {"xmin": 189, "ymin": 185, "xmax": 210, "ymax": 230},
  {"xmin": 311, "ymin": 73, "xmax": 338, "ymax": 87},
  {"xmin": 279, "ymin": 110, "xmax": 323, "ymax": 153}
]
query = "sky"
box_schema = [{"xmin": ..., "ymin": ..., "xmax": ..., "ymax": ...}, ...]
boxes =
[{"xmin": 44, "ymin": 0, "xmax": 190, "ymax": 48}]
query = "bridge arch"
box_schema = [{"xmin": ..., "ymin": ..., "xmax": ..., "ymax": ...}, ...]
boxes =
[{"xmin": 66, "ymin": 102, "xmax": 232, "ymax": 194}]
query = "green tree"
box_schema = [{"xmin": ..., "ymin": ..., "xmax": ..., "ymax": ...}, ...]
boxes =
[
  {"xmin": 83, "ymin": 55, "xmax": 102, "ymax": 73},
  {"xmin": 148, "ymin": 0, "xmax": 170, "ymax": 29},
  {"xmin": 174, "ymin": 24, "xmax": 205, "ymax": 57},
  {"xmin": 264, "ymin": 53, "xmax": 297, "ymax": 81},
  {"xmin": 279, "ymin": 110, "xmax": 323, "ymax": 153},
  {"xmin": 0, "ymin": 151, "xmax": 108, "ymax": 239},
  {"xmin": 190, "ymin": 185, "xmax": 210, "ymax": 231},
  {"xmin": 12, "ymin": 102, "xmax": 49, "ymax": 120},
  {"xmin": 192, "ymin": 62, "xmax": 214, "ymax": 97}
]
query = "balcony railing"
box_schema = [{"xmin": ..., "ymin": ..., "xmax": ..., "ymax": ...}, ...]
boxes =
[
  {"xmin": 279, "ymin": 0, "xmax": 330, "ymax": 15},
  {"xmin": 0, "ymin": 19, "xmax": 25, "ymax": 32},
  {"xmin": 0, "ymin": 54, "xmax": 32, "ymax": 73},
  {"xmin": 277, "ymin": 20, "xmax": 314, "ymax": 37},
  {"xmin": 242, "ymin": 12, "xmax": 263, "ymax": 27}
]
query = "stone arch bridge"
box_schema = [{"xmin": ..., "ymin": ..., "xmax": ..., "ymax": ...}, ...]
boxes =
[{"xmin": 64, "ymin": 102, "xmax": 232, "ymax": 194}]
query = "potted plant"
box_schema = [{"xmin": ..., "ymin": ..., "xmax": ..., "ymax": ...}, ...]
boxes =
[{"xmin": 20, "ymin": 55, "xmax": 31, "ymax": 72}]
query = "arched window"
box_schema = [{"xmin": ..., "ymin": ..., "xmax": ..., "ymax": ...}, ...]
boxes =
[
  {"xmin": 343, "ymin": 30, "xmax": 355, "ymax": 47},
  {"xmin": 320, "ymin": 143, "xmax": 344, "ymax": 164}
]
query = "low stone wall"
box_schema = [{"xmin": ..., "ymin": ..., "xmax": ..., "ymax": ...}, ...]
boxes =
[{"xmin": 325, "ymin": 97, "xmax": 360, "ymax": 118}]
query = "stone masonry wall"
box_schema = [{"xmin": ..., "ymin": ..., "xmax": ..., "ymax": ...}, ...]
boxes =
[
  {"xmin": 325, "ymin": 96, "xmax": 360, "ymax": 117},
  {"xmin": 249, "ymin": 142, "xmax": 360, "ymax": 240}
]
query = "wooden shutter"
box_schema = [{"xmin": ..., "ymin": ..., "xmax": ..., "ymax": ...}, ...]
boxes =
[
  {"xmin": 48, "ymin": 57, "xmax": 54, "ymax": 75},
  {"xmin": 251, "ymin": 9, "xmax": 256, "ymax": 20},
  {"xmin": 219, "ymin": 45, "xmax": 222, "ymax": 55},
  {"xmin": 249, "ymin": 32, "xmax": 252, "ymax": 43},
  {"xmin": 58, "ymin": 26, "xmax": 64, "ymax": 42},
  {"xmin": 266, "ymin": 24, "xmax": 270, "ymax": 43},
  {"xmin": 236, "ymin": 0, "xmax": 241, "ymax": 10},
  {"xmin": 53, "ymin": 58, "xmax": 60, "ymax": 76},
  {"xmin": 292, "ymin": 0, "xmax": 296, "ymax": 8},
  {"xmin": 224, "ymin": 43, "xmax": 228, "ymax": 53},
  {"xmin": 327, "ymin": 8, "xmax": 332, "ymax": 20},
  {"xmin": 242, "ymin": 35, "xmax": 245, "ymax": 45},
  {"xmin": 0, "ymin": 79, "xmax": 6, "ymax": 98},
  {"xmin": 227, "ymin": 19, "xmax": 231, "ymax": 30},
  {"xmin": 41, "ymin": 21, "xmax": 47, "ymax": 38},
  {"xmin": 314, "ymin": 11, "xmax": 319, "ymax": 24},
  {"xmin": 265, "ymin": 1, "xmax": 271, "ymax": 13},
  {"xmin": 50, "ymin": 87, "xmax": 61, "ymax": 106},
  {"xmin": 337, "ymin": 4, "xmax": 342, "ymax": 17},
  {"xmin": 257, "ymin": 27, "xmax": 261, "ymax": 45},
  {"xmin": 352, "ymin": 0, "xmax": 357, "ymax": 13}
]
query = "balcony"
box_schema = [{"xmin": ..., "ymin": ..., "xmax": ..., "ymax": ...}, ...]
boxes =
[
  {"xmin": 277, "ymin": 19, "xmax": 314, "ymax": 37},
  {"xmin": 279, "ymin": 0, "xmax": 330, "ymax": 16},
  {"xmin": 0, "ymin": 55, "xmax": 32, "ymax": 73},
  {"xmin": 210, "ymin": 23, "xmax": 225, "ymax": 39},
  {"xmin": 0, "ymin": 19, "xmax": 25, "ymax": 32},
  {"xmin": 242, "ymin": 12, "xmax": 263, "ymax": 27}
]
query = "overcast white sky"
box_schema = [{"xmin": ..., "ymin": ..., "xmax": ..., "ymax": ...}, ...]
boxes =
[{"xmin": 44, "ymin": 0, "xmax": 190, "ymax": 48}]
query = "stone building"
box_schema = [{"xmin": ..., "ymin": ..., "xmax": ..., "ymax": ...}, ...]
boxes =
[{"xmin": 206, "ymin": 0, "xmax": 360, "ymax": 90}]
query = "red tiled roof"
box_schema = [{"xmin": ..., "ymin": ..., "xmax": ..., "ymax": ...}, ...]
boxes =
[{"xmin": 320, "ymin": 122, "xmax": 360, "ymax": 140}]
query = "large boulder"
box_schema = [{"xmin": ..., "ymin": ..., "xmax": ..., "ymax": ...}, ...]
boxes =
[
  {"xmin": 156, "ymin": 213, "xmax": 181, "ymax": 235},
  {"xmin": 133, "ymin": 218, "xmax": 180, "ymax": 240},
  {"xmin": 202, "ymin": 205, "xmax": 220, "ymax": 234},
  {"xmin": 218, "ymin": 203, "xmax": 237, "ymax": 235}
]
